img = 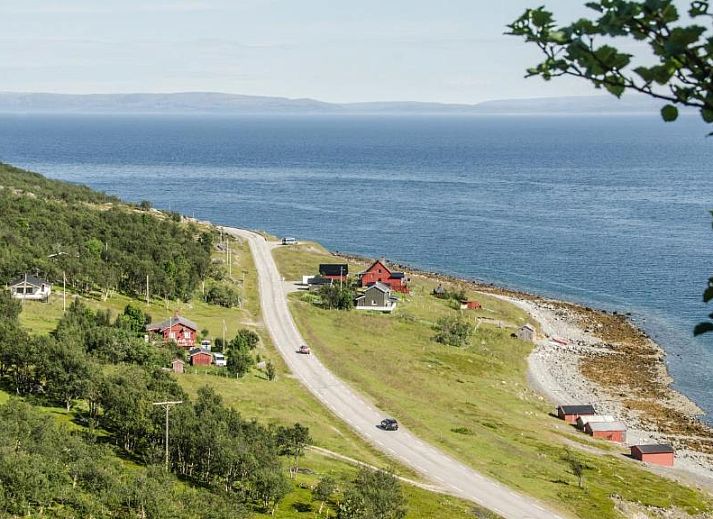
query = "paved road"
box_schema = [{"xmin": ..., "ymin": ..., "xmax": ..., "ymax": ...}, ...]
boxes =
[{"xmin": 224, "ymin": 226, "xmax": 567, "ymax": 519}]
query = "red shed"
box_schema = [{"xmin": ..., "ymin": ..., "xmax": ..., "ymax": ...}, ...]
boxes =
[
  {"xmin": 188, "ymin": 348, "xmax": 213, "ymax": 366},
  {"xmin": 584, "ymin": 421, "xmax": 627, "ymax": 442},
  {"xmin": 460, "ymin": 300, "xmax": 482, "ymax": 310},
  {"xmin": 146, "ymin": 314, "xmax": 198, "ymax": 348},
  {"xmin": 358, "ymin": 259, "xmax": 409, "ymax": 293},
  {"xmin": 630, "ymin": 444, "xmax": 674, "ymax": 466},
  {"xmin": 557, "ymin": 404, "xmax": 596, "ymax": 424}
]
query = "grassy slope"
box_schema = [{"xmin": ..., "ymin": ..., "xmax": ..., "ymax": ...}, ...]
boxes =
[
  {"xmin": 16, "ymin": 234, "xmax": 487, "ymax": 518},
  {"xmin": 274, "ymin": 243, "xmax": 712, "ymax": 519}
]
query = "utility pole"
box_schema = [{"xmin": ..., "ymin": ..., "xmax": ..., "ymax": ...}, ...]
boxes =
[
  {"xmin": 152, "ymin": 400, "xmax": 182, "ymax": 471},
  {"xmin": 146, "ymin": 274, "xmax": 150, "ymax": 306},
  {"xmin": 63, "ymin": 271, "xmax": 66, "ymax": 312}
]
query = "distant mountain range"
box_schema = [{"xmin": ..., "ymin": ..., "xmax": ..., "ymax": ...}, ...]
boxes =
[{"xmin": 0, "ymin": 91, "xmax": 675, "ymax": 115}]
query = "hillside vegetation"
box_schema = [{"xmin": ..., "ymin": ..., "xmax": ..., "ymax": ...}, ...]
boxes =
[{"xmin": 0, "ymin": 163, "xmax": 212, "ymax": 300}]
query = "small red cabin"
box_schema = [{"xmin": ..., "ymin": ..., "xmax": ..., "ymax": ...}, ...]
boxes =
[
  {"xmin": 188, "ymin": 348, "xmax": 213, "ymax": 366},
  {"xmin": 146, "ymin": 314, "xmax": 198, "ymax": 348},
  {"xmin": 557, "ymin": 404, "xmax": 596, "ymax": 424},
  {"xmin": 630, "ymin": 444, "xmax": 674, "ymax": 466},
  {"xmin": 584, "ymin": 421, "xmax": 627, "ymax": 443},
  {"xmin": 358, "ymin": 259, "xmax": 409, "ymax": 293},
  {"xmin": 460, "ymin": 300, "xmax": 482, "ymax": 310}
]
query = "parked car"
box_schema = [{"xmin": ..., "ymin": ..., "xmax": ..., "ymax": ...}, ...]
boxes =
[
  {"xmin": 212, "ymin": 352, "xmax": 226, "ymax": 367},
  {"xmin": 297, "ymin": 345, "xmax": 311, "ymax": 355},
  {"xmin": 380, "ymin": 418, "xmax": 399, "ymax": 431}
]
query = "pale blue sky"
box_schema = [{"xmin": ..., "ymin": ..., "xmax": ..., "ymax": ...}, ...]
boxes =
[{"xmin": 2, "ymin": 1, "xmax": 614, "ymax": 103}]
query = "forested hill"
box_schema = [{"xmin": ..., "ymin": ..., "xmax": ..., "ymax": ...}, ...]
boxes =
[{"xmin": 0, "ymin": 163, "xmax": 213, "ymax": 300}]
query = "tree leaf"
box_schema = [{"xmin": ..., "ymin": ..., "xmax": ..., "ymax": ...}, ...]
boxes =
[
  {"xmin": 661, "ymin": 104, "xmax": 678, "ymax": 122},
  {"xmin": 693, "ymin": 321, "xmax": 713, "ymax": 336}
]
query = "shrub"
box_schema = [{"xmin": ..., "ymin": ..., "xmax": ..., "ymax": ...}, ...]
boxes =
[
  {"xmin": 206, "ymin": 285, "xmax": 241, "ymax": 308},
  {"xmin": 433, "ymin": 314, "xmax": 474, "ymax": 347}
]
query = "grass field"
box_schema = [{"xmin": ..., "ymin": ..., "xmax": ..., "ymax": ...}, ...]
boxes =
[{"xmin": 276, "ymin": 244, "xmax": 712, "ymax": 519}]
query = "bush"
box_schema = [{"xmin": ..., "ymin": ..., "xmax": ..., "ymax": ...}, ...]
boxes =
[
  {"xmin": 206, "ymin": 285, "xmax": 241, "ymax": 308},
  {"xmin": 317, "ymin": 285, "xmax": 355, "ymax": 310},
  {"xmin": 433, "ymin": 314, "xmax": 474, "ymax": 347}
]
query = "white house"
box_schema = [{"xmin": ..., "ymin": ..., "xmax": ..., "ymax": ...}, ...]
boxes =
[{"xmin": 9, "ymin": 274, "xmax": 52, "ymax": 301}]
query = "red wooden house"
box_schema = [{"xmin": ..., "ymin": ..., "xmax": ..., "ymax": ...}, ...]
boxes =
[
  {"xmin": 358, "ymin": 259, "xmax": 409, "ymax": 293},
  {"xmin": 146, "ymin": 314, "xmax": 198, "ymax": 348},
  {"xmin": 556, "ymin": 404, "xmax": 596, "ymax": 424},
  {"xmin": 584, "ymin": 421, "xmax": 627, "ymax": 442},
  {"xmin": 630, "ymin": 444, "xmax": 674, "ymax": 466}
]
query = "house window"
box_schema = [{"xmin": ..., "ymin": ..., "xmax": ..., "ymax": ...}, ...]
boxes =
[
  {"xmin": 184, "ymin": 330, "xmax": 191, "ymax": 339},
  {"xmin": 169, "ymin": 331, "xmax": 176, "ymax": 339},
  {"xmin": 15, "ymin": 287, "xmax": 24, "ymax": 294},
  {"xmin": 371, "ymin": 299, "xmax": 377, "ymax": 306}
]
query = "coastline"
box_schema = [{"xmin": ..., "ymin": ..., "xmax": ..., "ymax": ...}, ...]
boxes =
[{"xmin": 333, "ymin": 250, "xmax": 713, "ymax": 485}]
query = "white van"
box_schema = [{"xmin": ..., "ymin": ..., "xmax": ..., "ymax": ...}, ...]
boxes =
[{"xmin": 212, "ymin": 352, "xmax": 226, "ymax": 367}]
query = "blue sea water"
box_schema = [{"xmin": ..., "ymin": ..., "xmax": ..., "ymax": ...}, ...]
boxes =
[{"xmin": 1, "ymin": 113, "xmax": 713, "ymax": 419}]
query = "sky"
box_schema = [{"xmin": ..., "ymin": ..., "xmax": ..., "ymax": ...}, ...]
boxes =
[{"xmin": 1, "ymin": 1, "xmax": 622, "ymax": 104}]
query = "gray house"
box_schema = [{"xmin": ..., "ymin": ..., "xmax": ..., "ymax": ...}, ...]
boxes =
[
  {"xmin": 9, "ymin": 274, "xmax": 52, "ymax": 301},
  {"xmin": 355, "ymin": 282, "xmax": 398, "ymax": 312}
]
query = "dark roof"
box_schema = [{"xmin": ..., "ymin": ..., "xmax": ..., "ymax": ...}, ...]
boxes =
[
  {"xmin": 389, "ymin": 272, "xmax": 405, "ymax": 279},
  {"xmin": 9, "ymin": 274, "xmax": 50, "ymax": 287},
  {"xmin": 319, "ymin": 264, "xmax": 348, "ymax": 276},
  {"xmin": 632, "ymin": 444, "xmax": 674, "ymax": 454},
  {"xmin": 147, "ymin": 315, "xmax": 199, "ymax": 332},
  {"xmin": 557, "ymin": 405, "xmax": 596, "ymax": 415},
  {"xmin": 188, "ymin": 347, "xmax": 211, "ymax": 356}
]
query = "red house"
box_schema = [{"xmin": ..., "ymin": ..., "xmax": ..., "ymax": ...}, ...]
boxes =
[
  {"xmin": 146, "ymin": 314, "xmax": 198, "ymax": 348},
  {"xmin": 557, "ymin": 404, "xmax": 596, "ymax": 424},
  {"xmin": 358, "ymin": 259, "xmax": 409, "ymax": 293},
  {"xmin": 630, "ymin": 444, "xmax": 675, "ymax": 466},
  {"xmin": 188, "ymin": 348, "xmax": 213, "ymax": 366},
  {"xmin": 584, "ymin": 421, "xmax": 627, "ymax": 443}
]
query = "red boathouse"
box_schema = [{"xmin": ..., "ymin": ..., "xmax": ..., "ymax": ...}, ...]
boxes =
[{"xmin": 630, "ymin": 444, "xmax": 675, "ymax": 466}]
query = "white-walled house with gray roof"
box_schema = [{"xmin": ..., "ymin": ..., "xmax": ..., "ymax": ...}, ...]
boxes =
[{"xmin": 8, "ymin": 274, "xmax": 51, "ymax": 301}]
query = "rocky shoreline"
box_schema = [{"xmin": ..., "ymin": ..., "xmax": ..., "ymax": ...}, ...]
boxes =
[{"xmin": 334, "ymin": 250, "xmax": 713, "ymax": 483}]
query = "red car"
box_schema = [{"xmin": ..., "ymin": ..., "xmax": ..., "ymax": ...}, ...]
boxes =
[{"xmin": 297, "ymin": 345, "xmax": 311, "ymax": 355}]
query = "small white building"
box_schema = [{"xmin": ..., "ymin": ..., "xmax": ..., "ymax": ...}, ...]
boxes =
[
  {"xmin": 516, "ymin": 323, "xmax": 536, "ymax": 342},
  {"xmin": 9, "ymin": 274, "xmax": 52, "ymax": 301}
]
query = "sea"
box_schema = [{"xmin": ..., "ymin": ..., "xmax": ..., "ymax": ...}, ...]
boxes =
[{"xmin": 1, "ymin": 113, "xmax": 713, "ymax": 421}]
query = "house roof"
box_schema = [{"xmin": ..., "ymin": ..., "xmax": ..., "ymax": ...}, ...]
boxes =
[
  {"xmin": 319, "ymin": 264, "xmax": 348, "ymax": 276},
  {"xmin": 558, "ymin": 405, "xmax": 596, "ymax": 415},
  {"xmin": 632, "ymin": 444, "xmax": 674, "ymax": 454},
  {"xmin": 368, "ymin": 282, "xmax": 392, "ymax": 293},
  {"xmin": 586, "ymin": 421, "xmax": 627, "ymax": 432},
  {"xmin": 577, "ymin": 415, "xmax": 616, "ymax": 425},
  {"xmin": 9, "ymin": 274, "xmax": 50, "ymax": 288},
  {"xmin": 147, "ymin": 315, "xmax": 199, "ymax": 332},
  {"xmin": 520, "ymin": 324, "xmax": 535, "ymax": 331},
  {"xmin": 188, "ymin": 347, "xmax": 211, "ymax": 357},
  {"xmin": 172, "ymin": 358, "xmax": 185, "ymax": 365},
  {"xmin": 359, "ymin": 259, "xmax": 392, "ymax": 276},
  {"xmin": 389, "ymin": 272, "xmax": 405, "ymax": 279}
]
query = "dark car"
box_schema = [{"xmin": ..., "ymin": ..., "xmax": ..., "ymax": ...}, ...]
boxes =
[{"xmin": 380, "ymin": 418, "xmax": 399, "ymax": 431}]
